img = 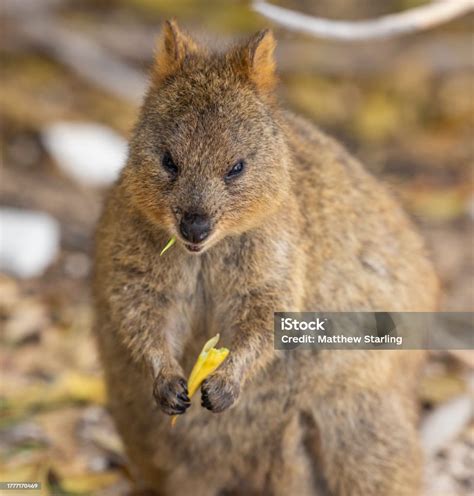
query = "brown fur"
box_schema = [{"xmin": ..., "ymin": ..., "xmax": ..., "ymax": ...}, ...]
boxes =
[{"xmin": 93, "ymin": 23, "xmax": 439, "ymax": 496}]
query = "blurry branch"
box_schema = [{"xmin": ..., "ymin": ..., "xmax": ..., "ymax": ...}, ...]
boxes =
[
  {"xmin": 17, "ymin": 19, "xmax": 147, "ymax": 104},
  {"xmin": 4, "ymin": 0, "xmax": 146, "ymax": 104},
  {"xmin": 253, "ymin": 0, "xmax": 474, "ymax": 41}
]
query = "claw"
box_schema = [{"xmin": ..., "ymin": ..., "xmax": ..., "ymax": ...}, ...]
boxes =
[{"xmin": 177, "ymin": 392, "xmax": 191, "ymax": 403}]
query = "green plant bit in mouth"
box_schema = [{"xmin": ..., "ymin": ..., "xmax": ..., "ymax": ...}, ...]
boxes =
[{"xmin": 160, "ymin": 236, "xmax": 176, "ymax": 256}]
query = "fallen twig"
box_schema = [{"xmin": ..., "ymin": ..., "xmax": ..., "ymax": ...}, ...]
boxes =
[{"xmin": 253, "ymin": 0, "xmax": 474, "ymax": 41}]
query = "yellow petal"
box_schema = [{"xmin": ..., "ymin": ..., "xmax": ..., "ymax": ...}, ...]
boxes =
[
  {"xmin": 171, "ymin": 334, "xmax": 229, "ymax": 427},
  {"xmin": 188, "ymin": 347, "xmax": 229, "ymax": 398}
]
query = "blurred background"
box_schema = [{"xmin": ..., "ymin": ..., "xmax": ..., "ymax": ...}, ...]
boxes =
[{"xmin": 1, "ymin": 1, "xmax": 473, "ymax": 495}]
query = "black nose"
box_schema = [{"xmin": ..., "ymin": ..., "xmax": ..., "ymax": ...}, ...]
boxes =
[{"xmin": 180, "ymin": 212, "xmax": 211, "ymax": 243}]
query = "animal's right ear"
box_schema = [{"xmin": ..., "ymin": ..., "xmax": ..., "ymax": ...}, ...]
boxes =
[
  {"xmin": 229, "ymin": 29, "xmax": 277, "ymax": 95},
  {"xmin": 152, "ymin": 20, "xmax": 199, "ymax": 82}
]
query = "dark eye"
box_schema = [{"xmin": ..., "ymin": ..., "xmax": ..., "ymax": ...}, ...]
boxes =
[
  {"xmin": 162, "ymin": 151, "xmax": 178, "ymax": 176},
  {"xmin": 225, "ymin": 160, "xmax": 245, "ymax": 181}
]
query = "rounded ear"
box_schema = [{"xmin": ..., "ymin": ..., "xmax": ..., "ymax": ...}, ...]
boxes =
[
  {"xmin": 152, "ymin": 20, "xmax": 199, "ymax": 82},
  {"xmin": 230, "ymin": 29, "xmax": 277, "ymax": 94}
]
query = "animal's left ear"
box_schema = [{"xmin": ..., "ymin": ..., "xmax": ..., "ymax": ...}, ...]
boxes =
[{"xmin": 231, "ymin": 29, "xmax": 277, "ymax": 94}]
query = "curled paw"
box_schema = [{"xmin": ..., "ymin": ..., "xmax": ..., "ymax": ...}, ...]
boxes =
[
  {"xmin": 153, "ymin": 374, "xmax": 190, "ymax": 415},
  {"xmin": 201, "ymin": 371, "xmax": 240, "ymax": 413}
]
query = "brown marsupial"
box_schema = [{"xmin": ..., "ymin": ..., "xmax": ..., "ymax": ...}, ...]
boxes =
[{"xmin": 93, "ymin": 21, "xmax": 438, "ymax": 495}]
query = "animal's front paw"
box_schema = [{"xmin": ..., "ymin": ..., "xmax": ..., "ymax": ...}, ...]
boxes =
[
  {"xmin": 201, "ymin": 370, "xmax": 240, "ymax": 413},
  {"xmin": 153, "ymin": 374, "xmax": 190, "ymax": 415}
]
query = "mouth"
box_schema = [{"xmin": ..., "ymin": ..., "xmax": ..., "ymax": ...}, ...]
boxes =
[{"xmin": 184, "ymin": 242, "xmax": 204, "ymax": 253}]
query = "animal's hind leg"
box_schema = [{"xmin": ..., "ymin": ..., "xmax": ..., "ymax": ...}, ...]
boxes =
[
  {"xmin": 311, "ymin": 389, "xmax": 423, "ymax": 496},
  {"xmin": 267, "ymin": 414, "xmax": 329, "ymax": 496}
]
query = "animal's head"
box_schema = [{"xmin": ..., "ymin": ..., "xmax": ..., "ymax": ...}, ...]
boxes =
[{"xmin": 123, "ymin": 20, "xmax": 290, "ymax": 254}]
